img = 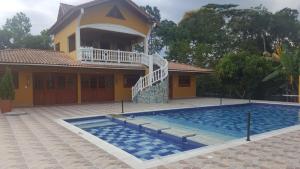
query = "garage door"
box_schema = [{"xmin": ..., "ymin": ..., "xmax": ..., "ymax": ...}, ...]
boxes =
[
  {"xmin": 81, "ymin": 74, "xmax": 114, "ymax": 103},
  {"xmin": 33, "ymin": 73, "xmax": 77, "ymax": 105}
]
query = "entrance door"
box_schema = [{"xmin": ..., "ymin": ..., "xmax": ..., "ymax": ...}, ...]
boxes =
[
  {"xmin": 33, "ymin": 73, "xmax": 77, "ymax": 105},
  {"xmin": 81, "ymin": 74, "xmax": 114, "ymax": 103}
]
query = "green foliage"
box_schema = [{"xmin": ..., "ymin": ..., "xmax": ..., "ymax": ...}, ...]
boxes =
[
  {"xmin": 0, "ymin": 29, "xmax": 11, "ymax": 49},
  {"xmin": 159, "ymin": 4, "xmax": 300, "ymax": 69},
  {"xmin": 216, "ymin": 52, "xmax": 274, "ymax": 98},
  {"xmin": 0, "ymin": 68, "xmax": 15, "ymax": 100},
  {"xmin": 3, "ymin": 12, "xmax": 31, "ymax": 48},
  {"xmin": 22, "ymin": 29, "xmax": 52, "ymax": 50},
  {"xmin": 263, "ymin": 46, "xmax": 300, "ymax": 95},
  {"xmin": 0, "ymin": 12, "xmax": 52, "ymax": 49}
]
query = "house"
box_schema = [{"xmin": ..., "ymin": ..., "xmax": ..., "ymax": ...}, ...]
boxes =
[{"xmin": 0, "ymin": 0, "xmax": 212, "ymax": 107}]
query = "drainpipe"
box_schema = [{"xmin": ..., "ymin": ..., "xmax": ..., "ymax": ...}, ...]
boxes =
[{"xmin": 76, "ymin": 8, "xmax": 84, "ymax": 61}]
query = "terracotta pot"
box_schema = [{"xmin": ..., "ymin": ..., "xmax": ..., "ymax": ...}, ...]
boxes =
[{"xmin": 0, "ymin": 100, "xmax": 12, "ymax": 113}]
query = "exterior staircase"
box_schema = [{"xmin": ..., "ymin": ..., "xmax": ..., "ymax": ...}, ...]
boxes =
[
  {"xmin": 132, "ymin": 54, "xmax": 169, "ymax": 103},
  {"xmin": 80, "ymin": 47, "xmax": 169, "ymax": 103}
]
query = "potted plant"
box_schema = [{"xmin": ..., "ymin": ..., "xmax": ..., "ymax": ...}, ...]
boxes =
[{"xmin": 0, "ymin": 68, "xmax": 15, "ymax": 113}]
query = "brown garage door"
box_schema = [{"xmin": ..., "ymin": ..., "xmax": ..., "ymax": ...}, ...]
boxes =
[
  {"xmin": 33, "ymin": 73, "xmax": 77, "ymax": 105},
  {"xmin": 81, "ymin": 74, "xmax": 114, "ymax": 103}
]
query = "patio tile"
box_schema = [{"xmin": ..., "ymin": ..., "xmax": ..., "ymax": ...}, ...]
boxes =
[{"xmin": 0, "ymin": 98, "xmax": 299, "ymax": 169}]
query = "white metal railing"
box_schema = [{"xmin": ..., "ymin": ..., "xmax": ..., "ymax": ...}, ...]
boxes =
[
  {"xmin": 79, "ymin": 47, "xmax": 168, "ymax": 101},
  {"xmin": 132, "ymin": 54, "xmax": 168, "ymax": 100},
  {"xmin": 80, "ymin": 47, "xmax": 145, "ymax": 64}
]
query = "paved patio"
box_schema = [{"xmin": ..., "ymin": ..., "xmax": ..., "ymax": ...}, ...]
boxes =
[{"xmin": 0, "ymin": 98, "xmax": 299, "ymax": 169}]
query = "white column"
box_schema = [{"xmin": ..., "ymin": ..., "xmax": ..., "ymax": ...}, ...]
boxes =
[
  {"xmin": 76, "ymin": 27, "xmax": 81, "ymax": 61},
  {"xmin": 76, "ymin": 8, "xmax": 84, "ymax": 61}
]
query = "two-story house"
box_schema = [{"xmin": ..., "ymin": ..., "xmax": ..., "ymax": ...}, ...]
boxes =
[{"xmin": 0, "ymin": 0, "xmax": 212, "ymax": 107}]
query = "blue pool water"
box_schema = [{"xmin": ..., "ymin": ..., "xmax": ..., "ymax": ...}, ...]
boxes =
[
  {"xmin": 65, "ymin": 103, "xmax": 300, "ymax": 160},
  {"xmin": 66, "ymin": 117, "xmax": 204, "ymax": 160},
  {"xmin": 130, "ymin": 103, "xmax": 300, "ymax": 138}
]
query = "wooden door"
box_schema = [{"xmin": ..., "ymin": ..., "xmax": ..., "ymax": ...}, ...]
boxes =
[
  {"xmin": 33, "ymin": 73, "xmax": 77, "ymax": 105},
  {"xmin": 81, "ymin": 74, "xmax": 114, "ymax": 103}
]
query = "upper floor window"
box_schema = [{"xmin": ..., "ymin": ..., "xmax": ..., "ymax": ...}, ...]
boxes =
[
  {"xmin": 68, "ymin": 34, "xmax": 76, "ymax": 52},
  {"xmin": 55, "ymin": 43, "xmax": 60, "ymax": 52},
  {"xmin": 178, "ymin": 75, "xmax": 191, "ymax": 87},
  {"xmin": 107, "ymin": 6, "xmax": 125, "ymax": 20}
]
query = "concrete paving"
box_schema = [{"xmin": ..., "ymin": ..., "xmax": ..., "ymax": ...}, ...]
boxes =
[{"xmin": 0, "ymin": 98, "xmax": 299, "ymax": 169}]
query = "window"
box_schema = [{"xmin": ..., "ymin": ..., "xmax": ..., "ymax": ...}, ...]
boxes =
[
  {"xmin": 124, "ymin": 75, "xmax": 139, "ymax": 88},
  {"xmin": 68, "ymin": 34, "xmax": 76, "ymax": 52},
  {"xmin": 46, "ymin": 76, "xmax": 55, "ymax": 89},
  {"xmin": 34, "ymin": 78, "xmax": 43, "ymax": 90},
  {"xmin": 81, "ymin": 77, "xmax": 90, "ymax": 89},
  {"xmin": 106, "ymin": 6, "xmax": 125, "ymax": 20},
  {"xmin": 98, "ymin": 76, "xmax": 105, "ymax": 88},
  {"xmin": 55, "ymin": 43, "xmax": 60, "ymax": 52},
  {"xmin": 66, "ymin": 76, "xmax": 75, "ymax": 88},
  {"xmin": 57, "ymin": 76, "xmax": 65, "ymax": 89},
  {"xmin": 90, "ymin": 77, "xmax": 97, "ymax": 89},
  {"xmin": 178, "ymin": 75, "xmax": 191, "ymax": 87}
]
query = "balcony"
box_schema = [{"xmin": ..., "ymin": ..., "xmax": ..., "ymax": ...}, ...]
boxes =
[{"xmin": 79, "ymin": 47, "xmax": 149, "ymax": 66}]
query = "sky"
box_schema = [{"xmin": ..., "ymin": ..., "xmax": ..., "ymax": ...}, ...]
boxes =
[{"xmin": 0, "ymin": 0, "xmax": 299, "ymax": 35}]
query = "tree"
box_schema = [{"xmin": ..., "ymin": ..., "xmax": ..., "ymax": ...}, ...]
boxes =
[
  {"xmin": 0, "ymin": 29, "xmax": 11, "ymax": 49},
  {"xmin": 167, "ymin": 7, "xmax": 229, "ymax": 67},
  {"xmin": 141, "ymin": 5, "xmax": 164, "ymax": 55},
  {"xmin": 263, "ymin": 46, "xmax": 300, "ymax": 96},
  {"xmin": 23, "ymin": 29, "xmax": 52, "ymax": 49},
  {"xmin": 0, "ymin": 67, "xmax": 15, "ymax": 100},
  {"xmin": 216, "ymin": 52, "xmax": 274, "ymax": 98},
  {"xmin": 3, "ymin": 12, "xmax": 32, "ymax": 48}
]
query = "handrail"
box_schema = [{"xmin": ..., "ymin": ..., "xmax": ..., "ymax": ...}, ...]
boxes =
[
  {"xmin": 80, "ymin": 47, "xmax": 144, "ymax": 64},
  {"xmin": 79, "ymin": 47, "xmax": 168, "ymax": 100},
  {"xmin": 132, "ymin": 54, "xmax": 168, "ymax": 100}
]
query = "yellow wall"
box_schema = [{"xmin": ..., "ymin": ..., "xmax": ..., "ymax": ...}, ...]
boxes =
[
  {"xmin": 13, "ymin": 71, "xmax": 33, "ymax": 107},
  {"xmin": 171, "ymin": 73, "xmax": 197, "ymax": 99},
  {"xmin": 53, "ymin": 19, "xmax": 77, "ymax": 60},
  {"xmin": 52, "ymin": 1, "xmax": 151, "ymax": 61},
  {"xmin": 114, "ymin": 71, "xmax": 133, "ymax": 101},
  {"xmin": 80, "ymin": 1, "xmax": 150, "ymax": 35}
]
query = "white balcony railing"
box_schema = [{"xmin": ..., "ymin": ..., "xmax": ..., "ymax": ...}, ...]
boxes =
[
  {"xmin": 80, "ymin": 47, "xmax": 145, "ymax": 65},
  {"xmin": 79, "ymin": 47, "xmax": 168, "ymax": 100}
]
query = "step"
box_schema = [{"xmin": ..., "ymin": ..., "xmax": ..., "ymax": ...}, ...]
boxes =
[
  {"xmin": 77, "ymin": 121, "xmax": 117, "ymax": 129},
  {"xmin": 162, "ymin": 128, "xmax": 196, "ymax": 139},
  {"xmin": 143, "ymin": 123, "xmax": 171, "ymax": 132},
  {"xmin": 71, "ymin": 118, "xmax": 110, "ymax": 125}
]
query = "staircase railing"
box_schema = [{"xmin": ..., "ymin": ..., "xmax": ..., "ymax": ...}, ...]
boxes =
[
  {"xmin": 132, "ymin": 54, "xmax": 168, "ymax": 100},
  {"xmin": 79, "ymin": 47, "xmax": 168, "ymax": 101}
]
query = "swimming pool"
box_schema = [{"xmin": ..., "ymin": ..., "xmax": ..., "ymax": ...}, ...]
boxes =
[
  {"xmin": 65, "ymin": 117, "xmax": 205, "ymax": 160},
  {"xmin": 131, "ymin": 103, "xmax": 300, "ymax": 138},
  {"xmin": 63, "ymin": 103, "xmax": 300, "ymax": 162}
]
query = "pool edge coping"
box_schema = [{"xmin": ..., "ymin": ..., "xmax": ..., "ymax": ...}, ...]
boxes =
[{"xmin": 55, "ymin": 101, "xmax": 300, "ymax": 169}]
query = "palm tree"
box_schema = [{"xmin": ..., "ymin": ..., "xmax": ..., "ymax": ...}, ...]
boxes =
[{"xmin": 263, "ymin": 46, "xmax": 300, "ymax": 101}]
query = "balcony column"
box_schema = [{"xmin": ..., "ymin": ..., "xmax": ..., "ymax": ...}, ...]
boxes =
[
  {"xmin": 76, "ymin": 8, "xmax": 84, "ymax": 61},
  {"xmin": 76, "ymin": 27, "xmax": 81, "ymax": 61}
]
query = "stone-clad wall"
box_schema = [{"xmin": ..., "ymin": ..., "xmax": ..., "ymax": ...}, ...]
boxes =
[{"xmin": 133, "ymin": 78, "xmax": 169, "ymax": 103}]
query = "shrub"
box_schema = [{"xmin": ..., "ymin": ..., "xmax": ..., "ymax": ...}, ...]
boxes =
[{"xmin": 0, "ymin": 67, "xmax": 15, "ymax": 100}]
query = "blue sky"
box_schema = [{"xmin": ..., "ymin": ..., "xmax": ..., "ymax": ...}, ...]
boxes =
[{"xmin": 0, "ymin": 0, "xmax": 299, "ymax": 35}]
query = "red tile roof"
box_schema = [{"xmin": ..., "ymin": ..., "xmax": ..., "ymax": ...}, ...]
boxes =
[
  {"xmin": 0, "ymin": 48, "xmax": 212, "ymax": 73},
  {"xmin": 168, "ymin": 62, "xmax": 213, "ymax": 73}
]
